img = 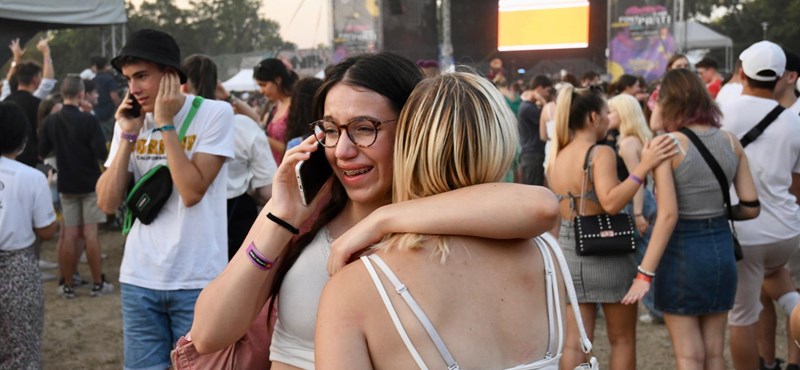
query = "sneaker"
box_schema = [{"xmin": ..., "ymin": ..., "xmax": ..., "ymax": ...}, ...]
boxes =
[
  {"xmin": 91, "ymin": 275, "xmax": 114, "ymax": 297},
  {"xmin": 57, "ymin": 273, "xmax": 88, "ymax": 288},
  {"xmin": 638, "ymin": 313, "xmax": 664, "ymax": 325},
  {"xmin": 38, "ymin": 259, "xmax": 58, "ymax": 269},
  {"xmin": 760, "ymin": 357, "xmax": 785, "ymax": 370},
  {"xmin": 58, "ymin": 285, "xmax": 75, "ymax": 299}
]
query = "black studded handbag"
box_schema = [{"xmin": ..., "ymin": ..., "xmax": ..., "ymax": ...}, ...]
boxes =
[{"xmin": 573, "ymin": 145, "xmax": 636, "ymax": 256}]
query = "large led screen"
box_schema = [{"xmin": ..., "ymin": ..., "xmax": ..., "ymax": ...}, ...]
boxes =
[{"xmin": 498, "ymin": 0, "xmax": 590, "ymax": 51}]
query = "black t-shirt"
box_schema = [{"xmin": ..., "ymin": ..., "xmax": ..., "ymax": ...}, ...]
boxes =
[
  {"xmin": 517, "ymin": 100, "xmax": 545, "ymax": 154},
  {"xmin": 93, "ymin": 71, "xmax": 117, "ymax": 121},
  {"xmin": 5, "ymin": 90, "xmax": 41, "ymax": 167},
  {"xmin": 38, "ymin": 105, "xmax": 108, "ymax": 194},
  {"xmin": 599, "ymin": 129, "xmax": 630, "ymax": 182}
]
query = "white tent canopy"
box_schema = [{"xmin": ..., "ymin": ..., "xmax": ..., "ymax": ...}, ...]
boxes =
[
  {"xmin": 0, "ymin": 0, "xmax": 127, "ymax": 63},
  {"xmin": 674, "ymin": 20, "xmax": 734, "ymax": 71},
  {"xmin": 222, "ymin": 69, "xmax": 259, "ymax": 92},
  {"xmin": 0, "ymin": 0, "xmax": 126, "ymax": 25}
]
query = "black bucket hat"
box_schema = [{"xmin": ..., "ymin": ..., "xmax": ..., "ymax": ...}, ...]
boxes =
[{"xmin": 111, "ymin": 29, "xmax": 187, "ymax": 84}]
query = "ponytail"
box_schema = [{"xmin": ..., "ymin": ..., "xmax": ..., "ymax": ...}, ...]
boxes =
[
  {"xmin": 545, "ymin": 84, "xmax": 606, "ymax": 173},
  {"xmin": 547, "ymin": 85, "xmax": 574, "ymax": 172}
]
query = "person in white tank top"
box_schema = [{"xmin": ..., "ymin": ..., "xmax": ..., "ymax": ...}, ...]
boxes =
[
  {"xmin": 190, "ymin": 53, "xmax": 560, "ymax": 370},
  {"xmin": 315, "ymin": 72, "xmax": 576, "ymax": 370}
]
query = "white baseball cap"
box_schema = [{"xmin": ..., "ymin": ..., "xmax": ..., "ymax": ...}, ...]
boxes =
[{"xmin": 739, "ymin": 41, "xmax": 786, "ymax": 82}]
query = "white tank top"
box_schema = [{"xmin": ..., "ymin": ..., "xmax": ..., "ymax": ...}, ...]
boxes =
[
  {"xmin": 269, "ymin": 228, "xmax": 331, "ymax": 369},
  {"xmin": 362, "ymin": 233, "xmax": 597, "ymax": 370}
]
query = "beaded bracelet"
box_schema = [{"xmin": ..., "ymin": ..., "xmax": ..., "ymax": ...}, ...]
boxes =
[
  {"xmin": 267, "ymin": 212, "xmax": 299, "ymax": 235},
  {"xmin": 246, "ymin": 242, "xmax": 277, "ymax": 271}
]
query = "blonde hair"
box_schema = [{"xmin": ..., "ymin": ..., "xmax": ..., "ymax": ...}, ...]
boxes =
[
  {"xmin": 608, "ymin": 94, "xmax": 652, "ymax": 144},
  {"xmin": 379, "ymin": 72, "xmax": 518, "ymax": 262},
  {"xmin": 546, "ymin": 84, "xmax": 606, "ymax": 173}
]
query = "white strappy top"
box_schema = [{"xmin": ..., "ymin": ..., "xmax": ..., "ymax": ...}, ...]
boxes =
[{"xmin": 361, "ymin": 233, "xmax": 595, "ymax": 370}]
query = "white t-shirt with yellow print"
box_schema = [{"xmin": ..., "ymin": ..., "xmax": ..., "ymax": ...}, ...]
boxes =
[{"xmin": 105, "ymin": 95, "xmax": 235, "ymax": 290}]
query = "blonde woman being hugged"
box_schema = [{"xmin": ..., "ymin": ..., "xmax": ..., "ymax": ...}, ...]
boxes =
[
  {"xmin": 621, "ymin": 69, "xmax": 760, "ymax": 370},
  {"xmin": 608, "ymin": 94, "xmax": 663, "ymax": 323},
  {"xmin": 316, "ymin": 72, "xmax": 565, "ymax": 369},
  {"xmin": 547, "ymin": 86, "xmax": 675, "ymax": 370}
]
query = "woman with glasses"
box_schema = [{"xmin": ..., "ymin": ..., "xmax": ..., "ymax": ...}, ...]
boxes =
[
  {"xmin": 547, "ymin": 85, "xmax": 676, "ymax": 370},
  {"xmin": 315, "ymin": 71, "xmax": 570, "ymax": 369},
  {"xmin": 190, "ymin": 52, "xmax": 560, "ymax": 369}
]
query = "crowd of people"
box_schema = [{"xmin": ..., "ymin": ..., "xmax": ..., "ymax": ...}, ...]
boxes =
[{"xmin": 2, "ymin": 27, "xmax": 800, "ymax": 370}]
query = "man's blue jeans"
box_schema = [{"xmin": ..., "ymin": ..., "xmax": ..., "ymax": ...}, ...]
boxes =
[{"xmin": 121, "ymin": 283, "xmax": 201, "ymax": 370}]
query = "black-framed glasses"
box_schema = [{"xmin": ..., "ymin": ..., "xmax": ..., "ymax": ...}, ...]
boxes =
[{"xmin": 310, "ymin": 117, "xmax": 397, "ymax": 148}]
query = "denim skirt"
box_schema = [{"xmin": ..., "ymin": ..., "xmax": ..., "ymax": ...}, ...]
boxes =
[{"xmin": 653, "ymin": 216, "xmax": 737, "ymax": 315}]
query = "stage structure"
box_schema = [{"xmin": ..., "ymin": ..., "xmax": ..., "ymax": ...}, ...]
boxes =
[{"xmin": 330, "ymin": 0, "xmax": 438, "ymax": 65}]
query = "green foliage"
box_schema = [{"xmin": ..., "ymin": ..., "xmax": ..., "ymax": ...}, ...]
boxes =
[
  {"xmin": 707, "ymin": 0, "xmax": 800, "ymax": 56},
  {"xmin": 47, "ymin": 0, "xmax": 293, "ymax": 78},
  {"xmin": 49, "ymin": 27, "xmax": 106, "ymax": 78}
]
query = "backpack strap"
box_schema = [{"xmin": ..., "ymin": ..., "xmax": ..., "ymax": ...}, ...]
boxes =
[{"xmin": 740, "ymin": 105, "xmax": 784, "ymax": 148}]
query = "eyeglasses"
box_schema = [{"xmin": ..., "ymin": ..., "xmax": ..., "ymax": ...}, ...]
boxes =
[{"xmin": 310, "ymin": 117, "xmax": 397, "ymax": 148}]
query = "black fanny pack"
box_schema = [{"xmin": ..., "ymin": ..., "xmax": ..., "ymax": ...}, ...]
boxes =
[{"xmin": 122, "ymin": 96, "xmax": 204, "ymax": 234}]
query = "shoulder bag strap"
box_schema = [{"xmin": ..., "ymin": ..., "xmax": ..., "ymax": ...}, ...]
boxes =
[
  {"xmin": 740, "ymin": 105, "xmax": 784, "ymax": 148},
  {"xmin": 678, "ymin": 128, "xmax": 736, "ymax": 235},
  {"xmin": 178, "ymin": 96, "xmax": 204, "ymax": 142},
  {"xmin": 577, "ymin": 144, "xmax": 598, "ymax": 216},
  {"xmin": 537, "ymin": 233, "xmax": 595, "ymax": 358}
]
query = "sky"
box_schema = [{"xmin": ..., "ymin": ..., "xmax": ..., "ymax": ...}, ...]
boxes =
[{"xmin": 129, "ymin": 0, "xmax": 331, "ymax": 49}]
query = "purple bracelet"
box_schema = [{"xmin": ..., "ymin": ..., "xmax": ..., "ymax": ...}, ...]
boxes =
[
  {"xmin": 628, "ymin": 174, "xmax": 644, "ymax": 186},
  {"xmin": 246, "ymin": 242, "xmax": 276, "ymax": 271},
  {"xmin": 120, "ymin": 131, "xmax": 138, "ymax": 143}
]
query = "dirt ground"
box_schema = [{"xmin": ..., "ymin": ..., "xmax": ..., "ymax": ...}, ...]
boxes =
[{"xmin": 39, "ymin": 228, "xmax": 794, "ymax": 369}]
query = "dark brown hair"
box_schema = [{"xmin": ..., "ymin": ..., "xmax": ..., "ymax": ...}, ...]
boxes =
[
  {"xmin": 267, "ymin": 52, "xmax": 423, "ymax": 322},
  {"xmin": 285, "ymin": 77, "xmax": 323, "ymax": 143},
  {"xmin": 658, "ymin": 69, "xmax": 720, "ymax": 132}
]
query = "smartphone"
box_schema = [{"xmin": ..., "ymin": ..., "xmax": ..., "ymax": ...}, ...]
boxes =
[
  {"xmin": 125, "ymin": 93, "xmax": 142, "ymax": 118},
  {"xmin": 295, "ymin": 144, "xmax": 333, "ymax": 206}
]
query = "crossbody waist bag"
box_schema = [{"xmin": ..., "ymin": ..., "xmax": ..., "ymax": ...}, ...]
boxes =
[{"xmin": 123, "ymin": 96, "xmax": 204, "ymax": 234}]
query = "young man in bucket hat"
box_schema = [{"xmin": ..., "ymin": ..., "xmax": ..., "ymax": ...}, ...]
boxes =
[{"xmin": 96, "ymin": 29, "xmax": 234, "ymax": 370}]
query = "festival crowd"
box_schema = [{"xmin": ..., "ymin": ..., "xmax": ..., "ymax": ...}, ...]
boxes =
[{"xmin": 1, "ymin": 28, "xmax": 800, "ymax": 370}]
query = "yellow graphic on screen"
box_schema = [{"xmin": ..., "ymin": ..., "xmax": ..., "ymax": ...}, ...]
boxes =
[{"xmin": 498, "ymin": 0, "xmax": 590, "ymax": 51}]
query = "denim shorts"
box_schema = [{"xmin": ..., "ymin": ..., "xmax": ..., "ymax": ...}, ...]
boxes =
[
  {"xmin": 121, "ymin": 283, "xmax": 201, "ymax": 370},
  {"xmin": 653, "ymin": 216, "xmax": 737, "ymax": 315}
]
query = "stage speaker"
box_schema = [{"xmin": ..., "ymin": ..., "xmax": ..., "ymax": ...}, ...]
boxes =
[
  {"xmin": 381, "ymin": 0, "xmax": 437, "ymax": 62},
  {"xmin": 387, "ymin": 0, "xmax": 403, "ymax": 15}
]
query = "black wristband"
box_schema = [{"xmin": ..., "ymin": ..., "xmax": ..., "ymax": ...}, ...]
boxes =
[
  {"xmin": 267, "ymin": 212, "xmax": 299, "ymax": 235},
  {"xmin": 738, "ymin": 199, "xmax": 760, "ymax": 207}
]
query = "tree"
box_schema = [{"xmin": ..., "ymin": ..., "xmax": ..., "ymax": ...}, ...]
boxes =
[
  {"xmin": 44, "ymin": 0, "xmax": 293, "ymax": 78},
  {"xmin": 707, "ymin": 0, "xmax": 799, "ymax": 57},
  {"xmin": 191, "ymin": 0, "xmax": 294, "ymax": 55}
]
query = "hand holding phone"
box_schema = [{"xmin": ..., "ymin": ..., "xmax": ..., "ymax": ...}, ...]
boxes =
[
  {"xmin": 295, "ymin": 143, "xmax": 333, "ymax": 206},
  {"xmin": 124, "ymin": 92, "xmax": 142, "ymax": 119},
  {"xmin": 114, "ymin": 92, "xmax": 144, "ymax": 134}
]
